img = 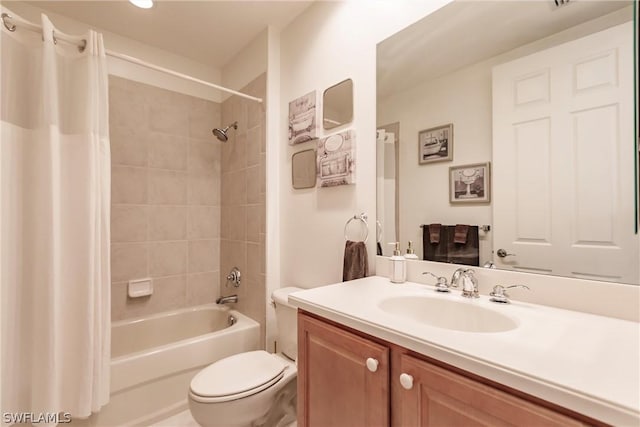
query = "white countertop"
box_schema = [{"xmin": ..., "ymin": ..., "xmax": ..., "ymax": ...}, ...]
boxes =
[{"xmin": 288, "ymin": 276, "xmax": 640, "ymax": 426}]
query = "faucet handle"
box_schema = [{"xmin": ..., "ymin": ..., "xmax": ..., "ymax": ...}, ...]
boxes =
[
  {"xmin": 490, "ymin": 285, "xmax": 530, "ymax": 304},
  {"xmin": 506, "ymin": 285, "xmax": 530, "ymax": 291},
  {"xmin": 422, "ymin": 272, "xmax": 450, "ymax": 293},
  {"xmin": 489, "ymin": 285, "xmax": 507, "ymax": 301}
]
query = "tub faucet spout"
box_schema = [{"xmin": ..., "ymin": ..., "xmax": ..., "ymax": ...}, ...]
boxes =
[{"xmin": 216, "ymin": 295, "xmax": 238, "ymax": 305}]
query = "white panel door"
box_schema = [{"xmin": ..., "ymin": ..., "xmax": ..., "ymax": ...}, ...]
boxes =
[{"xmin": 492, "ymin": 22, "xmax": 638, "ymax": 283}]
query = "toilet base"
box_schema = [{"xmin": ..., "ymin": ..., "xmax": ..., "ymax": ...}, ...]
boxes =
[
  {"xmin": 252, "ymin": 378, "xmax": 296, "ymax": 427},
  {"xmin": 188, "ymin": 354, "xmax": 297, "ymax": 427}
]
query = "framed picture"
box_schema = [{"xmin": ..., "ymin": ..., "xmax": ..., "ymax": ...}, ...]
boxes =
[
  {"xmin": 317, "ymin": 130, "xmax": 355, "ymax": 188},
  {"xmin": 288, "ymin": 91, "xmax": 317, "ymax": 145},
  {"xmin": 418, "ymin": 123, "xmax": 453, "ymax": 164},
  {"xmin": 449, "ymin": 162, "xmax": 491, "ymax": 203}
]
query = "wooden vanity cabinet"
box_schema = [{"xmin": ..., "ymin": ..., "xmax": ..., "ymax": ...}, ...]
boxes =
[
  {"xmin": 297, "ymin": 311, "xmax": 389, "ymax": 427},
  {"xmin": 298, "ymin": 311, "xmax": 599, "ymax": 427},
  {"xmin": 394, "ymin": 352, "xmax": 586, "ymax": 426}
]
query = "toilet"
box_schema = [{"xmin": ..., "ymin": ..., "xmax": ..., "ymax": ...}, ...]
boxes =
[{"xmin": 188, "ymin": 287, "xmax": 302, "ymax": 427}]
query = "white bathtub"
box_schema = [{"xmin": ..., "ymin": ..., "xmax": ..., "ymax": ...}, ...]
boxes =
[{"xmin": 81, "ymin": 304, "xmax": 260, "ymax": 427}]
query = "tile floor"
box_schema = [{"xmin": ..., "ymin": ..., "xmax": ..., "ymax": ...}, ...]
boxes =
[
  {"xmin": 150, "ymin": 410, "xmax": 297, "ymax": 427},
  {"xmin": 149, "ymin": 410, "xmax": 199, "ymax": 427}
]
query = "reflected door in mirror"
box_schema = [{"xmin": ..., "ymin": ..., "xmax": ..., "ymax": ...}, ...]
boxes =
[{"xmin": 492, "ymin": 23, "xmax": 638, "ymax": 284}]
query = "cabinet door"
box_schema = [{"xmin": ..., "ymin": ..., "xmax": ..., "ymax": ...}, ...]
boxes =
[
  {"xmin": 298, "ymin": 312, "xmax": 389, "ymax": 427},
  {"xmin": 394, "ymin": 353, "xmax": 586, "ymax": 427}
]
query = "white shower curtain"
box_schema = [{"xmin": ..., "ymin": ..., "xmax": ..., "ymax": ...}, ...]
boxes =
[{"xmin": 1, "ymin": 11, "xmax": 110, "ymax": 420}]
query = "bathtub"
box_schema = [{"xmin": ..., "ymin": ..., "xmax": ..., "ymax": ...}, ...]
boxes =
[{"xmin": 85, "ymin": 304, "xmax": 260, "ymax": 427}]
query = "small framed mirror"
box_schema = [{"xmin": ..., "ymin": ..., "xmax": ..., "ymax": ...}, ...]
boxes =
[
  {"xmin": 323, "ymin": 78, "xmax": 353, "ymax": 130},
  {"xmin": 292, "ymin": 149, "xmax": 317, "ymax": 189}
]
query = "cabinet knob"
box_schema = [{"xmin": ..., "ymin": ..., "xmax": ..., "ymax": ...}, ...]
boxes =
[
  {"xmin": 366, "ymin": 357, "xmax": 379, "ymax": 372},
  {"xmin": 399, "ymin": 373, "xmax": 414, "ymax": 390}
]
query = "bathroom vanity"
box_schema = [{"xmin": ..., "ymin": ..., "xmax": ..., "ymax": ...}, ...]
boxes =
[{"xmin": 289, "ymin": 277, "xmax": 640, "ymax": 426}]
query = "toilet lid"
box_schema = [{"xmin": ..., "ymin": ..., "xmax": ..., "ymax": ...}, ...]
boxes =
[{"xmin": 190, "ymin": 351, "xmax": 286, "ymax": 399}]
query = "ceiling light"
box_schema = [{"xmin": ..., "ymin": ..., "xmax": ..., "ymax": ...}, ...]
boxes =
[{"xmin": 129, "ymin": 0, "xmax": 153, "ymax": 9}]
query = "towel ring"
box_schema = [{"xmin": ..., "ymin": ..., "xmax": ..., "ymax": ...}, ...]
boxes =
[{"xmin": 345, "ymin": 213, "xmax": 369, "ymax": 243}]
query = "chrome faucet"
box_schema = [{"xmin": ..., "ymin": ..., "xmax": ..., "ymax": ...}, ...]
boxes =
[
  {"xmin": 451, "ymin": 268, "xmax": 479, "ymax": 298},
  {"xmin": 216, "ymin": 295, "xmax": 238, "ymax": 305},
  {"xmin": 422, "ymin": 272, "xmax": 451, "ymax": 292},
  {"xmin": 489, "ymin": 285, "xmax": 530, "ymax": 304}
]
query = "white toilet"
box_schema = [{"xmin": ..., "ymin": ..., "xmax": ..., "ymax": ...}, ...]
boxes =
[{"xmin": 188, "ymin": 287, "xmax": 302, "ymax": 427}]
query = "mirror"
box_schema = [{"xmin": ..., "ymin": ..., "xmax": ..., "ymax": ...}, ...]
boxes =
[
  {"xmin": 377, "ymin": 124, "xmax": 399, "ymax": 248},
  {"xmin": 377, "ymin": 0, "xmax": 639, "ymax": 285},
  {"xmin": 292, "ymin": 149, "xmax": 317, "ymax": 189},
  {"xmin": 323, "ymin": 78, "xmax": 353, "ymax": 130}
]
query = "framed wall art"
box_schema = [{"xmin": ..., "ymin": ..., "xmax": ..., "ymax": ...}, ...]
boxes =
[
  {"xmin": 317, "ymin": 130, "xmax": 355, "ymax": 188},
  {"xmin": 449, "ymin": 162, "xmax": 491, "ymax": 203},
  {"xmin": 288, "ymin": 91, "xmax": 317, "ymax": 145},
  {"xmin": 418, "ymin": 123, "xmax": 453, "ymax": 164}
]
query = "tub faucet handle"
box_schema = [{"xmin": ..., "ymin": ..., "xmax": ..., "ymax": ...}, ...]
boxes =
[{"xmin": 226, "ymin": 267, "xmax": 241, "ymax": 288}]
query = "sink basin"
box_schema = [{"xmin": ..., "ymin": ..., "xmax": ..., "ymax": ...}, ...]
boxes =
[{"xmin": 378, "ymin": 296, "xmax": 518, "ymax": 333}]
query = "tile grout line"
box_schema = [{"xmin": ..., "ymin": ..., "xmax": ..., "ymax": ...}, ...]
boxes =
[
  {"xmin": 185, "ymin": 119, "xmax": 191, "ymax": 306},
  {"xmin": 112, "ymin": 269, "xmax": 221, "ymax": 285}
]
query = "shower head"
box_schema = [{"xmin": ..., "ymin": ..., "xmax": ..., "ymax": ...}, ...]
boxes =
[{"xmin": 212, "ymin": 121, "xmax": 238, "ymax": 142}]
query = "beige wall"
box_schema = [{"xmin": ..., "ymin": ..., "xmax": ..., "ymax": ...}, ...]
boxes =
[
  {"xmin": 220, "ymin": 73, "xmax": 267, "ymax": 346},
  {"xmin": 109, "ymin": 76, "xmax": 222, "ymax": 321},
  {"xmin": 377, "ymin": 58, "xmax": 494, "ymax": 264},
  {"xmin": 221, "ymin": 30, "xmax": 268, "ymax": 103},
  {"xmin": 278, "ymin": 1, "xmax": 451, "ymax": 289}
]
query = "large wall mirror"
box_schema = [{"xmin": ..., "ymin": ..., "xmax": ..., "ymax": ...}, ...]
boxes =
[{"xmin": 376, "ymin": 0, "xmax": 640, "ymax": 285}]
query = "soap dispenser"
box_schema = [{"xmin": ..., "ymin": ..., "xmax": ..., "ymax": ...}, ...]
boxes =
[
  {"xmin": 404, "ymin": 241, "xmax": 419, "ymax": 259},
  {"xmin": 388, "ymin": 242, "xmax": 407, "ymax": 283}
]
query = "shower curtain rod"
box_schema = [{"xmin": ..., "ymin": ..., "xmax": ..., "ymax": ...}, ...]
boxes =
[
  {"xmin": 108, "ymin": 51, "xmax": 264, "ymax": 103},
  {"xmin": 1, "ymin": 12, "xmax": 264, "ymax": 104}
]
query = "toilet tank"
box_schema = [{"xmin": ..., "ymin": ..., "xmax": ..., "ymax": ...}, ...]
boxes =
[{"xmin": 272, "ymin": 287, "xmax": 303, "ymax": 361}]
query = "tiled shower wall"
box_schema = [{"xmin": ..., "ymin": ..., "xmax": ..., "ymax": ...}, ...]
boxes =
[
  {"xmin": 220, "ymin": 73, "xmax": 267, "ymax": 345},
  {"xmin": 109, "ymin": 76, "xmax": 222, "ymax": 321}
]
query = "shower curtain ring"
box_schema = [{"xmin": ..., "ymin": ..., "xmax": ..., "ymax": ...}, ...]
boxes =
[
  {"xmin": 1, "ymin": 13, "xmax": 16, "ymax": 32},
  {"xmin": 52, "ymin": 30, "xmax": 57, "ymax": 45}
]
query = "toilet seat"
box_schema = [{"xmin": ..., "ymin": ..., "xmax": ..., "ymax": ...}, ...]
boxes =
[{"xmin": 190, "ymin": 351, "xmax": 286, "ymax": 403}]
